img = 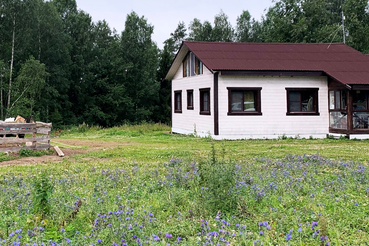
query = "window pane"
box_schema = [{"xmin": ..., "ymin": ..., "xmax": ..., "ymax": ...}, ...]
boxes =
[
  {"xmin": 353, "ymin": 112, "xmax": 369, "ymax": 129},
  {"xmin": 195, "ymin": 57, "xmax": 202, "ymax": 75},
  {"xmin": 301, "ymin": 92, "xmax": 314, "ymax": 111},
  {"xmin": 231, "ymin": 91, "xmax": 242, "ymax": 111},
  {"xmin": 244, "ymin": 91, "xmax": 255, "ymax": 111},
  {"xmin": 335, "ymin": 91, "xmax": 341, "ymax": 109},
  {"xmin": 289, "ymin": 92, "xmax": 301, "ymax": 111},
  {"xmin": 329, "ymin": 91, "xmax": 335, "ymax": 110},
  {"xmin": 187, "ymin": 91, "xmax": 193, "ymax": 108},
  {"xmin": 176, "ymin": 93, "xmax": 181, "ymax": 110},
  {"xmin": 353, "ymin": 91, "xmax": 367, "ymax": 110},
  {"xmin": 330, "ymin": 112, "xmax": 347, "ymax": 129},
  {"xmin": 203, "ymin": 92, "xmax": 209, "ymax": 111},
  {"xmin": 341, "ymin": 91, "xmax": 347, "ymax": 109}
]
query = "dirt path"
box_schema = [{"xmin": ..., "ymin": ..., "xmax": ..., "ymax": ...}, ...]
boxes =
[{"xmin": 0, "ymin": 138, "xmax": 131, "ymax": 167}]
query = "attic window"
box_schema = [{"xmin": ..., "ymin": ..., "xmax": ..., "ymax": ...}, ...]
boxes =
[
  {"xmin": 195, "ymin": 57, "xmax": 203, "ymax": 75},
  {"xmin": 183, "ymin": 55, "xmax": 190, "ymax": 77},
  {"xmin": 183, "ymin": 52, "xmax": 203, "ymax": 78}
]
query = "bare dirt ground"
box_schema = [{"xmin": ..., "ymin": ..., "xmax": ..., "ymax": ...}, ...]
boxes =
[{"xmin": 0, "ymin": 138, "xmax": 130, "ymax": 167}]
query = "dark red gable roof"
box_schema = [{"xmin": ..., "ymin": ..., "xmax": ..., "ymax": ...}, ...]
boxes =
[{"xmin": 183, "ymin": 41, "xmax": 369, "ymax": 85}]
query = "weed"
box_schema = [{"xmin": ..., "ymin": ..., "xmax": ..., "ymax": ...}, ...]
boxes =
[
  {"xmin": 19, "ymin": 148, "xmax": 53, "ymax": 157},
  {"xmin": 197, "ymin": 143, "xmax": 238, "ymax": 214},
  {"xmin": 32, "ymin": 171, "xmax": 53, "ymax": 218}
]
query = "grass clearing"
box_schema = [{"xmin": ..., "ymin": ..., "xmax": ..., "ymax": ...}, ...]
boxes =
[{"xmin": 0, "ymin": 124, "xmax": 369, "ymax": 245}]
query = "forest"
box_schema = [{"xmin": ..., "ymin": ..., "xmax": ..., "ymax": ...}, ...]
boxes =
[{"xmin": 0, "ymin": 0, "xmax": 368, "ymax": 127}]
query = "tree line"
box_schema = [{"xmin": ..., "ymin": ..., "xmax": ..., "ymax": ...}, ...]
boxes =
[{"xmin": 0, "ymin": 0, "xmax": 368, "ymax": 127}]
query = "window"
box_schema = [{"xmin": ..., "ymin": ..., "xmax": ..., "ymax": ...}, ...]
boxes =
[
  {"xmin": 353, "ymin": 90, "xmax": 369, "ymax": 129},
  {"xmin": 329, "ymin": 90, "xmax": 347, "ymax": 110},
  {"xmin": 174, "ymin": 90, "xmax": 182, "ymax": 113},
  {"xmin": 187, "ymin": 90, "xmax": 194, "ymax": 110},
  {"xmin": 195, "ymin": 57, "xmax": 203, "ymax": 75},
  {"xmin": 199, "ymin": 88, "xmax": 210, "ymax": 115},
  {"xmin": 183, "ymin": 52, "xmax": 203, "ymax": 78},
  {"xmin": 329, "ymin": 90, "xmax": 347, "ymax": 130},
  {"xmin": 286, "ymin": 88, "xmax": 319, "ymax": 115},
  {"xmin": 183, "ymin": 55, "xmax": 190, "ymax": 77},
  {"xmin": 227, "ymin": 87, "xmax": 262, "ymax": 115}
]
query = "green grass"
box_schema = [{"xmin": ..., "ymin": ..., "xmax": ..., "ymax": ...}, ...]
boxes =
[
  {"xmin": 58, "ymin": 123, "xmax": 369, "ymax": 163},
  {"xmin": 1, "ymin": 123, "xmax": 369, "ymax": 245}
]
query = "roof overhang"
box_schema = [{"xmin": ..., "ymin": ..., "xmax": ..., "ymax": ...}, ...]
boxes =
[
  {"xmin": 165, "ymin": 43, "xmax": 189, "ymax": 81},
  {"xmin": 220, "ymin": 70, "xmax": 326, "ymax": 77}
]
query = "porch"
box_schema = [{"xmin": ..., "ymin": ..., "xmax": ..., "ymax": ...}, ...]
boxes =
[{"xmin": 329, "ymin": 82, "xmax": 369, "ymax": 138}]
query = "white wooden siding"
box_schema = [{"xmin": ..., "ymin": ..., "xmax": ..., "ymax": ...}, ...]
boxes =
[
  {"xmin": 172, "ymin": 66, "xmax": 214, "ymax": 136},
  {"xmin": 217, "ymin": 76, "xmax": 329, "ymax": 139}
]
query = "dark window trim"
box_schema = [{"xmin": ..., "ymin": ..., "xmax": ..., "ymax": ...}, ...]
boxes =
[
  {"xmin": 286, "ymin": 88, "xmax": 320, "ymax": 116},
  {"xmin": 174, "ymin": 90, "xmax": 182, "ymax": 113},
  {"xmin": 227, "ymin": 87, "xmax": 262, "ymax": 116},
  {"xmin": 187, "ymin": 89, "xmax": 194, "ymax": 110},
  {"xmin": 199, "ymin": 88, "xmax": 211, "ymax": 115}
]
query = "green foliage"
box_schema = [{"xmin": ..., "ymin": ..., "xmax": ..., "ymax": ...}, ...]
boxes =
[
  {"xmin": 19, "ymin": 148, "xmax": 53, "ymax": 157},
  {"xmin": 197, "ymin": 143, "xmax": 237, "ymax": 214},
  {"xmin": 120, "ymin": 11, "xmax": 159, "ymax": 123},
  {"xmin": 32, "ymin": 171, "xmax": 53, "ymax": 217},
  {"xmin": 10, "ymin": 56, "xmax": 48, "ymax": 116}
]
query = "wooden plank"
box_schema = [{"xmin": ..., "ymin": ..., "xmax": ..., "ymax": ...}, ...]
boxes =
[
  {"xmin": 0, "ymin": 144, "xmax": 51, "ymax": 153},
  {"xmin": 54, "ymin": 146, "xmax": 64, "ymax": 157},
  {"xmin": 36, "ymin": 135, "xmax": 51, "ymax": 143},
  {"xmin": 36, "ymin": 144, "xmax": 51, "ymax": 150},
  {"xmin": 37, "ymin": 128, "xmax": 51, "ymax": 135},
  {"xmin": 36, "ymin": 122, "xmax": 52, "ymax": 128},
  {"xmin": 0, "ymin": 123, "xmax": 36, "ymax": 129},
  {"xmin": 0, "ymin": 129, "xmax": 36, "ymax": 135},
  {"xmin": 0, "ymin": 137, "xmax": 36, "ymax": 144},
  {"xmin": 0, "ymin": 146, "xmax": 23, "ymax": 153}
]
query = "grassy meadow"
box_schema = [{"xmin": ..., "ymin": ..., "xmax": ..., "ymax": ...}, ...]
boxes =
[{"xmin": 1, "ymin": 123, "xmax": 369, "ymax": 245}]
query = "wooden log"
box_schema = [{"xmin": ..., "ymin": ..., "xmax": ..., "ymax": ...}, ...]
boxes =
[{"xmin": 54, "ymin": 146, "xmax": 64, "ymax": 157}]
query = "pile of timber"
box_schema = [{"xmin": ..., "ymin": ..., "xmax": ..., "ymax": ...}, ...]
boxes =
[{"xmin": 0, "ymin": 121, "xmax": 52, "ymax": 153}]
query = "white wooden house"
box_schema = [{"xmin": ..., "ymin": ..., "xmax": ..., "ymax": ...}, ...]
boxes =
[{"xmin": 165, "ymin": 41, "xmax": 369, "ymax": 139}]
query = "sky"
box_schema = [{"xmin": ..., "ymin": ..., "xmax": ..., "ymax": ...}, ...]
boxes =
[{"xmin": 75, "ymin": 0, "xmax": 274, "ymax": 49}]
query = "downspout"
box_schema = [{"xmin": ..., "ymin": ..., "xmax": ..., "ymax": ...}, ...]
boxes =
[{"xmin": 214, "ymin": 72, "xmax": 219, "ymax": 136}]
